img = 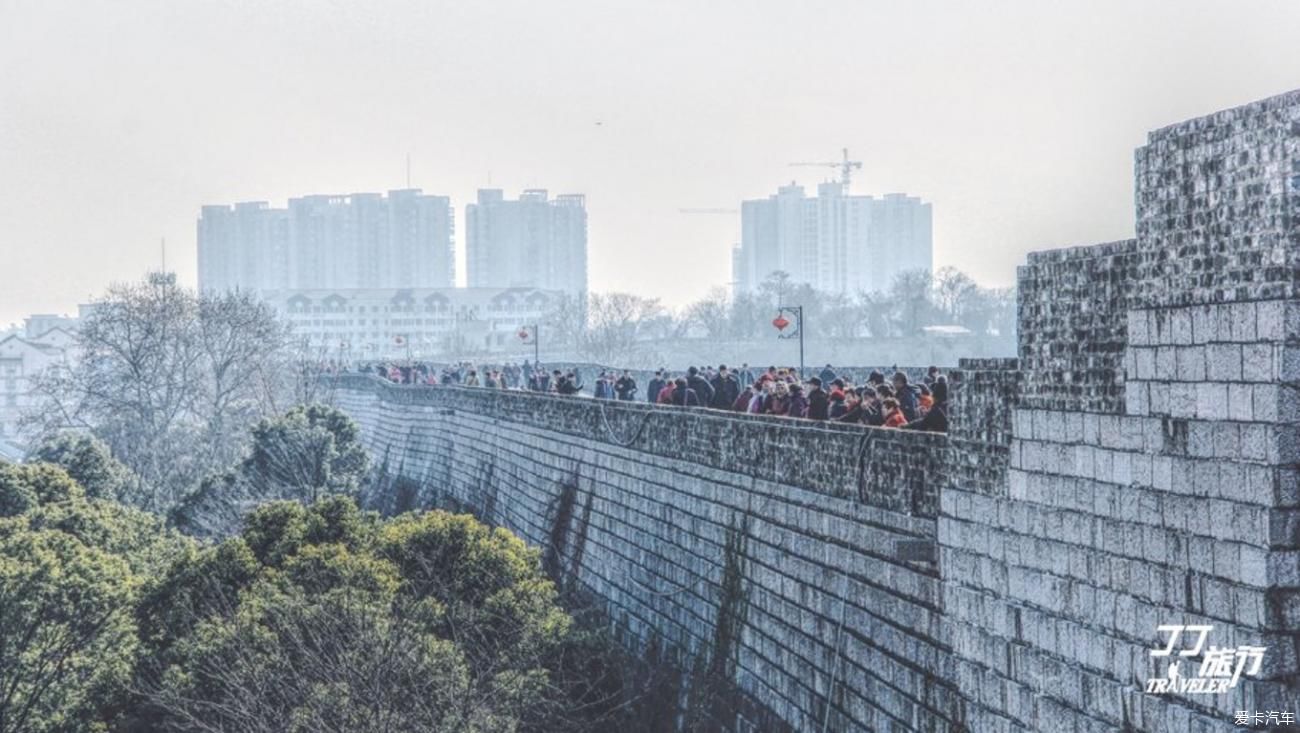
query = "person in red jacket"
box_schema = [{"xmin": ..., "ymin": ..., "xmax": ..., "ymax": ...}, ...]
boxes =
[
  {"xmin": 882, "ymin": 398, "xmax": 907, "ymax": 427},
  {"xmin": 732, "ymin": 383, "xmax": 755, "ymax": 412},
  {"xmin": 656, "ymin": 377, "xmax": 676, "ymax": 405}
]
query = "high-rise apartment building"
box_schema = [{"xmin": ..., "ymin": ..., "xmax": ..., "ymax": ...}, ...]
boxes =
[
  {"xmin": 198, "ymin": 189, "xmax": 454, "ymax": 294},
  {"xmin": 732, "ymin": 183, "xmax": 931, "ymax": 296},
  {"xmin": 465, "ymin": 189, "xmax": 587, "ymax": 297},
  {"xmin": 197, "ymin": 201, "xmax": 289, "ymax": 293}
]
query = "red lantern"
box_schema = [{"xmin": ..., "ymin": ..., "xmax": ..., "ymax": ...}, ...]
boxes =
[{"xmin": 772, "ymin": 314, "xmax": 790, "ymax": 332}]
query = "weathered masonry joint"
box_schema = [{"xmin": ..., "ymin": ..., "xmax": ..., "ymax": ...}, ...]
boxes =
[{"xmin": 332, "ymin": 88, "xmax": 1300, "ymax": 732}]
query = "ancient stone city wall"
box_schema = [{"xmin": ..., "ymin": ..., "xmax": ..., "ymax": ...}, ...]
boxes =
[
  {"xmin": 329, "ymin": 88, "xmax": 1300, "ymax": 731},
  {"xmin": 331, "ymin": 376, "xmax": 957, "ymax": 731}
]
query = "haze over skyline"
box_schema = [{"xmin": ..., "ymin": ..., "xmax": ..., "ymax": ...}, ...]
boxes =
[{"xmin": 4, "ymin": 0, "xmax": 1300, "ymax": 327}]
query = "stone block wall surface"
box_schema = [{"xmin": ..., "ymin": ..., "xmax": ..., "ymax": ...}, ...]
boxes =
[
  {"xmin": 1017, "ymin": 238, "xmax": 1140, "ymax": 414},
  {"xmin": 1136, "ymin": 89, "xmax": 1300, "ymax": 308},
  {"xmin": 332, "ymin": 376, "xmax": 948, "ymax": 518},
  {"xmin": 944, "ymin": 88, "xmax": 1300, "ymax": 733},
  {"xmin": 331, "ymin": 377, "xmax": 961, "ymax": 732},
  {"xmin": 950, "ymin": 358, "xmax": 1021, "ymax": 498},
  {"xmin": 329, "ymin": 88, "xmax": 1300, "ymax": 732}
]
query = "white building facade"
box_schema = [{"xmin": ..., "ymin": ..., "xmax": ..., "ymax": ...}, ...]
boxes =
[
  {"xmin": 0, "ymin": 324, "xmax": 79, "ymax": 459},
  {"xmin": 263, "ymin": 287, "xmax": 563, "ymax": 359},
  {"xmin": 198, "ymin": 189, "xmax": 455, "ymax": 294},
  {"xmin": 732, "ymin": 183, "xmax": 932, "ymax": 296},
  {"xmin": 465, "ymin": 189, "xmax": 587, "ymax": 297}
]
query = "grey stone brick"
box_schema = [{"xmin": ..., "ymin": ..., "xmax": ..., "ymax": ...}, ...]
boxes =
[
  {"xmin": 1256, "ymin": 300, "xmax": 1285, "ymax": 342},
  {"xmin": 1270, "ymin": 425, "xmax": 1300, "ymax": 464},
  {"xmin": 1286, "ymin": 301, "xmax": 1300, "ymax": 342},
  {"xmin": 1240, "ymin": 546, "xmax": 1269, "ymax": 586},
  {"xmin": 1195, "ymin": 383, "xmax": 1227, "ymax": 420},
  {"xmin": 1242, "ymin": 342, "xmax": 1276, "ymax": 382},
  {"xmin": 1169, "ymin": 383, "xmax": 1198, "ymax": 418},
  {"xmin": 1134, "ymin": 347, "xmax": 1157, "ymax": 380},
  {"xmin": 1240, "ymin": 423, "xmax": 1271, "ymax": 462},
  {"xmin": 1171, "ymin": 309, "xmax": 1194, "ymax": 345},
  {"xmin": 1232, "ymin": 302, "xmax": 1261, "ymax": 343},
  {"xmin": 1213, "ymin": 424, "xmax": 1242, "ymax": 460},
  {"xmin": 1187, "ymin": 421, "xmax": 1216, "ymax": 458},
  {"xmin": 1128, "ymin": 309, "xmax": 1152, "ymax": 346},
  {"xmin": 1156, "ymin": 346, "xmax": 1177, "ymax": 378},
  {"xmin": 1282, "ymin": 385, "xmax": 1300, "ymax": 422},
  {"xmin": 1227, "ymin": 383, "xmax": 1255, "ymax": 422},
  {"xmin": 1190, "ymin": 304, "xmax": 1217, "ymax": 345},
  {"xmin": 1176, "ymin": 345, "xmax": 1206, "ymax": 381},
  {"xmin": 1192, "ymin": 461, "xmax": 1222, "ymax": 499},
  {"xmin": 1148, "ymin": 382, "xmax": 1170, "ymax": 415},
  {"xmin": 1152, "ymin": 456, "xmax": 1173, "ymax": 491},
  {"xmin": 1278, "ymin": 345, "xmax": 1300, "ymax": 383},
  {"xmin": 1253, "ymin": 384, "xmax": 1281, "ymax": 423},
  {"xmin": 1205, "ymin": 344, "xmax": 1243, "ymax": 381},
  {"xmin": 1082, "ymin": 414, "xmax": 1100, "ymax": 445}
]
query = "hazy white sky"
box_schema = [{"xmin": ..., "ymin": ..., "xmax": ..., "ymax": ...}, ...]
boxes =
[{"xmin": 3, "ymin": 0, "xmax": 1300, "ymax": 327}]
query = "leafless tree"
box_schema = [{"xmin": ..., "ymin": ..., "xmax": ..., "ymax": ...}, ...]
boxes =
[
  {"xmin": 888, "ymin": 269, "xmax": 936, "ymax": 336},
  {"xmin": 931, "ymin": 266, "xmax": 981, "ymax": 325},
  {"xmin": 23, "ymin": 275, "xmax": 294, "ymax": 513},
  {"xmin": 726, "ymin": 292, "xmax": 766, "ymax": 340},
  {"xmin": 538, "ymin": 293, "xmax": 588, "ymax": 358},
  {"xmin": 581, "ymin": 293, "xmax": 667, "ymax": 366},
  {"xmin": 682, "ymin": 287, "xmax": 732, "ymax": 340}
]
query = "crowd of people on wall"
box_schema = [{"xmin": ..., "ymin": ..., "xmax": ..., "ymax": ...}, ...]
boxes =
[
  {"xmin": 635, "ymin": 364, "xmax": 949, "ymax": 432},
  {"xmin": 350, "ymin": 359, "xmax": 949, "ymax": 433}
]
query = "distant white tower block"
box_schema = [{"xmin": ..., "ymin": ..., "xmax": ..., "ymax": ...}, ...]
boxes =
[{"xmin": 465, "ymin": 189, "xmax": 588, "ymax": 298}]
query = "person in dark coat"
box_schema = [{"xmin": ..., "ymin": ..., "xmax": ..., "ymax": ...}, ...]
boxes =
[
  {"xmin": 826, "ymin": 390, "xmax": 844, "ymax": 419},
  {"xmin": 787, "ymin": 383, "xmax": 809, "ymax": 418},
  {"xmin": 687, "ymin": 366, "xmax": 715, "ymax": 406},
  {"xmin": 924, "ymin": 366, "xmax": 940, "ymax": 387},
  {"xmin": 860, "ymin": 388, "xmax": 886, "ymax": 426},
  {"xmin": 818, "ymin": 364, "xmax": 837, "ymax": 385},
  {"xmin": 710, "ymin": 365, "xmax": 740, "ymax": 410},
  {"xmin": 557, "ymin": 372, "xmax": 582, "ymax": 395},
  {"xmin": 833, "ymin": 388, "xmax": 856, "ymax": 422},
  {"xmin": 892, "ymin": 371, "xmax": 920, "ymax": 422},
  {"xmin": 805, "ymin": 377, "xmax": 829, "ymax": 420},
  {"xmin": 904, "ymin": 379, "xmax": 949, "ymax": 432},
  {"xmin": 615, "ymin": 371, "xmax": 638, "ymax": 401},
  {"xmin": 670, "ymin": 377, "xmax": 701, "ymax": 406},
  {"xmin": 646, "ymin": 370, "xmax": 666, "ymax": 404}
]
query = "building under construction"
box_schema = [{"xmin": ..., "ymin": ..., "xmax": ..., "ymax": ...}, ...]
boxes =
[{"xmin": 731, "ymin": 154, "xmax": 932, "ymax": 296}]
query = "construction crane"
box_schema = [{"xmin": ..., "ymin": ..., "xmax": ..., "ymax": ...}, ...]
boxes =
[
  {"xmin": 678, "ymin": 208, "xmax": 738, "ymax": 214},
  {"xmin": 789, "ymin": 148, "xmax": 862, "ymax": 188}
]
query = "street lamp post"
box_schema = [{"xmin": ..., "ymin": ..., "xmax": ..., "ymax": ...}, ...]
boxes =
[{"xmin": 772, "ymin": 305, "xmax": 804, "ymax": 379}]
